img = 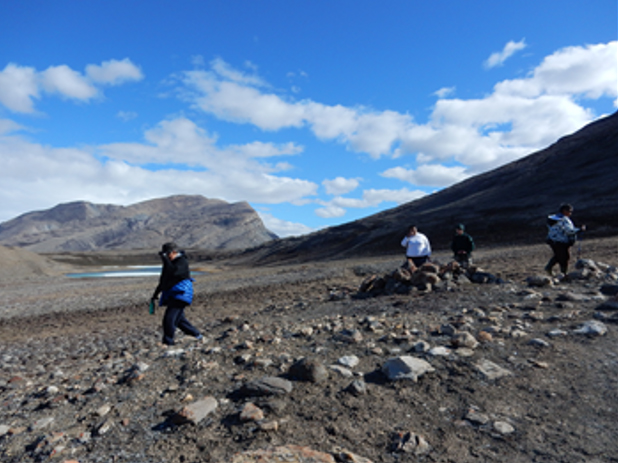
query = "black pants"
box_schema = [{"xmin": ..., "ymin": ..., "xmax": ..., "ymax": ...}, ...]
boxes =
[
  {"xmin": 406, "ymin": 255, "xmax": 429, "ymax": 269},
  {"xmin": 162, "ymin": 299, "xmax": 200, "ymax": 345},
  {"xmin": 546, "ymin": 241, "xmax": 571, "ymax": 274}
]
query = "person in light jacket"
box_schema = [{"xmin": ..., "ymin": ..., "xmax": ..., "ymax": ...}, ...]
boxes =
[
  {"xmin": 151, "ymin": 242, "xmax": 202, "ymax": 346},
  {"xmin": 544, "ymin": 203, "xmax": 585, "ymax": 276},
  {"xmin": 401, "ymin": 225, "xmax": 432, "ymax": 271}
]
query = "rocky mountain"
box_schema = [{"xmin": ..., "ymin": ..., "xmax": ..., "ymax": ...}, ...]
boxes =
[
  {"xmin": 236, "ymin": 112, "xmax": 618, "ymax": 265},
  {"xmin": 0, "ymin": 195, "xmax": 278, "ymax": 252}
]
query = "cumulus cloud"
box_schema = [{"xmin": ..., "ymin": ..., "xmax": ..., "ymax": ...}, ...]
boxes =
[
  {"xmin": 315, "ymin": 187, "xmax": 426, "ymax": 218},
  {"xmin": 0, "ymin": 64, "xmax": 40, "ymax": 113},
  {"xmin": 484, "ymin": 39, "xmax": 527, "ymax": 69},
  {"xmin": 180, "ymin": 42, "xmax": 615, "ymax": 174},
  {"xmin": 0, "ymin": 59, "xmax": 143, "ymax": 113},
  {"xmin": 322, "ymin": 177, "xmax": 360, "ymax": 195},
  {"xmin": 258, "ymin": 212, "xmax": 314, "ymax": 237},
  {"xmin": 0, "ymin": 117, "xmax": 319, "ymax": 222},
  {"xmin": 381, "ymin": 164, "xmax": 470, "ymax": 187},
  {"xmin": 86, "ymin": 58, "xmax": 143, "ymax": 85}
]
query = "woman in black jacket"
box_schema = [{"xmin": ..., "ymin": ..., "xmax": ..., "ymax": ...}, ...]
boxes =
[{"xmin": 152, "ymin": 242, "xmax": 202, "ymax": 346}]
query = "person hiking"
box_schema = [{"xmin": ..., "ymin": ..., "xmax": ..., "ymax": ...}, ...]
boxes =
[
  {"xmin": 544, "ymin": 203, "xmax": 585, "ymax": 277},
  {"xmin": 451, "ymin": 223, "xmax": 475, "ymax": 268},
  {"xmin": 151, "ymin": 242, "xmax": 203, "ymax": 346},
  {"xmin": 401, "ymin": 225, "xmax": 432, "ymax": 271}
]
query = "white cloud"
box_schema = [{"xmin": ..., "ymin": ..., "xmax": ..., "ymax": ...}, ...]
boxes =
[
  {"xmin": 181, "ymin": 43, "xmax": 615, "ymax": 171},
  {"xmin": 0, "ymin": 59, "xmax": 143, "ymax": 113},
  {"xmin": 322, "ymin": 177, "xmax": 360, "ymax": 195},
  {"xmin": 484, "ymin": 39, "xmax": 527, "ymax": 69},
  {"xmin": 0, "ymin": 64, "xmax": 40, "ymax": 113},
  {"xmin": 40, "ymin": 65, "xmax": 98, "ymax": 100},
  {"xmin": 0, "ymin": 117, "xmax": 319, "ymax": 222},
  {"xmin": 315, "ymin": 205, "xmax": 346, "ymax": 218},
  {"xmin": 319, "ymin": 188, "xmax": 426, "ymax": 213},
  {"xmin": 434, "ymin": 86, "xmax": 455, "ymax": 98},
  {"xmin": 86, "ymin": 58, "xmax": 143, "ymax": 85},
  {"xmin": 381, "ymin": 164, "xmax": 469, "ymax": 187},
  {"xmin": 259, "ymin": 212, "xmax": 314, "ymax": 237}
]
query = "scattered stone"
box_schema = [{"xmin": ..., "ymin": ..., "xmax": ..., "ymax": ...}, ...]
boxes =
[
  {"xmin": 239, "ymin": 402, "xmax": 264, "ymax": 422},
  {"xmin": 335, "ymin": 329, "xmax": 364, "ymax": 344},
  {"xmin": 451, "ymin": 332, "xmax": 479, "ymax": 349},
  {"xmin": 171, "ymin": 396, "xmax": 218, "ymax": 425},
  {"xmin": 239, "ymin": 376, "xmax": 294, "ymax": 397},
  {"xmin": 382, "ymin": 356, "xmax": 435, "ymax": 382},
  {"xmin": 258, "ymin": 420, "xmax": 279, "ymax": 432},
  {"xmin": 412, "ymin": 340, "xmax": 431, "ymax": 353},
  {"xmin": 526, "ymin": 275, "xmax": 552, "ymax": 287},
  {"xmin": 95, "ymin": 419, "xmax": 113, "ymax": 435},
  {"xmin": 493, "ymin": 420, "xmax": 515, "ymax": 435},
  {"xmin": 345, "ymin": 379, "xmax": 367, "ymax": 396},
  {"xmin": 390, "ymin": 430, "xmax": 431, "ymax": 455},
  {"xmin": 596, "ymin": 300, "xmax": 618, "ymax": 311},
  {"xmin": 329, "ymin": 365, "xmax": 353, "ymax": 377},
  {"xmin": 230, "ymin": 445, "xmax": 336, "ymax": 463},
  {"xmin": 288, "ymin": 358, "xmax": 329, "ymax": 383},
  {"xmin": 547, "ymin": 329, "xmax": 568, "ymax": 337},
  {"xmin": 338, "ymin": 355, "xmax": 360, "ymax": 368},
  {"xmin": 600, "ymin": 284, "xmax": 618, "ymax": 297},
  {"xmin": 574, "ymin": 320, "xmax": 608, "ymax": 336},
  {"xmin": 475, "ymin": 359, "xmax": 512, "ymax": 380},
  {"xmin": 466, "ymin": 408, "xmax": 490, "ymax": 425},
  {"xmin": 96, "ymin": 403, "xmax": 112, "ymax": 417},
  {"xmin": 428, "ymin": 346, "xmax": 451, "ymax": 356},
  {"xmin": 333, "ymin": 447, "xmax": 374, "ymax": 463},
  {"xmin": 528, "ymin": 338, "xmax": 551, "ymax": 348}
]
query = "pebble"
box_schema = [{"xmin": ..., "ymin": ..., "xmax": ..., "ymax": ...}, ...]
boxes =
[
  {"xmin": 574, "ymin": 320, "xmax": 608, "ymax": 336},
  {"xmin": 493, "ymin": 420, "xmax": 515, "ymax": 435},
  {"xmin": 475, "ymin": 359, "xmax": 512, "ymax": 380},
  {"xmin": 338, "ymin": 355, "xmax": 360, "ymax": 368},
  {"xmin": 382, "ymin": 356, "xmax": 435, "ymax": 382}
]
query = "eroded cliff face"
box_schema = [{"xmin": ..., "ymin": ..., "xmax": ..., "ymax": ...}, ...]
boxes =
[{"xmin": 0, "ymin": 195, "xmax": 277, "ymax": 252}]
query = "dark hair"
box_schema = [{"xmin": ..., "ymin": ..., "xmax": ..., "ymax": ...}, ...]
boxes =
[
  {"xmin": 559, "ymin": 203, "xmax": 573, "ymax": 213},
  {"xmin": 161, "ymin": 242, "xmax": 179, "ymax": 254},
  {"xmin": 455, "ymin": 223, "xmax": 465, "ymax": 230}
]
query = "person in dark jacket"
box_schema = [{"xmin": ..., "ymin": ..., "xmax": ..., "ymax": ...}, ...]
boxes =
[
  {"xmin": 451, "ymin": 224, "xmax": 475, "ymax": 268},
  {"xmin": 151, "ymin": 242, "xmax": 202, "ymax": 346}
]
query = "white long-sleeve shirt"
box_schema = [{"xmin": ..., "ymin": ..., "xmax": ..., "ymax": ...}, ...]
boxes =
[{"xmin": 401, "ymin": 233, "xmax": 432, "ymax": 257}]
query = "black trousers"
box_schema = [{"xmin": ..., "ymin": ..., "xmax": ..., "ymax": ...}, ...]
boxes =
[
  {"xmin": 546, "ymin": 241, "xmax": 571, "ymax": 273},
  {"xmin": 162, "ymin": 299, "xmax": 200, "ymax": 345}
]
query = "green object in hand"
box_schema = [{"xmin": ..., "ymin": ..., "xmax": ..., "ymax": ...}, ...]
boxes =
[{"xmin": 149, "ymin": 299, "xmax": 156, "ymax": 315}]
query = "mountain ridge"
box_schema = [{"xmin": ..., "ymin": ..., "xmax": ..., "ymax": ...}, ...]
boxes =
[
  {"xmin": 233, "ymin": 112, "xmax": 618, "ymax": 265},
  {"xmin": 0, "ymin": 195, "xmax": 277, "ymax": 252}
]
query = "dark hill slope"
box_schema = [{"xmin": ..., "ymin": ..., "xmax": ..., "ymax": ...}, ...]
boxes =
[
  {"xmin": 237, "ymin": 112, "xmax": 618, "ymax": 264},
  {"xmin": 0, "ymin": 195, "xmax": 277, "ymax": 252}
]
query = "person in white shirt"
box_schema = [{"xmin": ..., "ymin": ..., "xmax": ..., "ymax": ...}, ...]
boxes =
[{"xmin": 401, "ymin": 225, "xmax": 432, "ymax": 271}]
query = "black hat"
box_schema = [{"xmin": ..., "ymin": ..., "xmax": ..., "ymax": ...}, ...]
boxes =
[
  {"xmin": 455, "ymin": 223, "xmax": 465, "ymax": 231},
  {"xmin": 161, "ymin": 242, "xmax": 178, "ymax": 254}
]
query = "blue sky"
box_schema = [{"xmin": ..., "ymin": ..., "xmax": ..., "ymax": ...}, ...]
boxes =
[{"xmin": 0, "ymin": 1, "xmax": 616, "ymax": 237}]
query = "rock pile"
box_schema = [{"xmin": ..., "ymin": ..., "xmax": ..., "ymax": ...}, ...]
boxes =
[
  {"xmin": 1, "ymin": 258, "xmax": 617, "ymax": 462},
  {"xmin": 357, "ymin": 261, "xmax": 504, "ymax": 297}
]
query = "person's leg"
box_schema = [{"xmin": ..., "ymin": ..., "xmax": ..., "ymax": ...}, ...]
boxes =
[
  {"xmin": 553, "ymin": 243, "xmax": 570, "ymax": 274},
  {"xmin": 175, "ymin": 306, "xmax": 201, "ymax": 338},
  {"xmin": 162, "ymin": 304, "xmax": 182, "ymax": 345},
  {"xmin": 412, "ymin": 256, "xmax": 428, "ymax": 267},
  {"xmin": 545, "ymin": 244, "xmax": 558, "ymax": 274}
]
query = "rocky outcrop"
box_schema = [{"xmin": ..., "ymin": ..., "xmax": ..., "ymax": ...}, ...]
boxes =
[{"xmin": 0, "ymin": 195, "xmax": 277, "ymax": 252}]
